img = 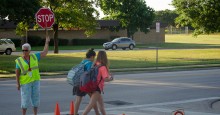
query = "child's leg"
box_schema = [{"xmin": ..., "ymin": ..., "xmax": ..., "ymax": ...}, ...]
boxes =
[{"xmin": 82, "ymin": 91, "xmax": 100, "ymax": 115}]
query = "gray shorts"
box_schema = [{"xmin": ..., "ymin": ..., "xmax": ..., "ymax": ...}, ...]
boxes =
[{"xmin": 73, "ymin": 86, "xmax": 86, "ymax": 96}]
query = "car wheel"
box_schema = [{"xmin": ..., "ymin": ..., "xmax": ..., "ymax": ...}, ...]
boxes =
[
  {"xmin": 0, "ymin": 52, "xmax": 4, "ymax": 55},
  {"xmin": 112, "ymin": 45, "xmax": 117, "ymax": 50},
  {"xmin": 122, "ymin": 48, "xmax": 126, "ymax": 50},
  {"xmin": 129, "ymin": 44, "xmax": 134, "ymax": 50},
  {"xmin": 5, "ymin": 49, "xmax": 12, "ymax": 55},
  {"xmin": 105, "ymin": 48, "xmax": 109, "ymax": 50}
]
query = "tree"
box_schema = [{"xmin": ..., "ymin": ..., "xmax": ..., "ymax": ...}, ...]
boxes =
[
  {"xmin": 0, "ymin": 0, "xmax": 99, "ymax": 53},
  {"xmin": 172, "ymin": 0, "xmax": 220, "ymax": 35},
  {"xmin": 99, "ymin": 0, "xmax": 155, "ymax": 38},
  {"xmin": 0, "ymin": 0, "xmax": 41, "ymax": 37},
  {"xmin": 39, "ymin": 0, "xmax": 99, "ymax": 53},
  {"xmin": 0, "ymin": 0, "xmax": 40, "ymax": 22},
  {"xmin": 154, "ymin": 9, "xmax": 178, "ymax": 27}
]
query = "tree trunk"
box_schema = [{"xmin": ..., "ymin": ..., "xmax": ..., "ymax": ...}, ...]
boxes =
[
  {"xmin": 53, "ymin": 23, "xmax": 59, "ymax": 54},
  {"xmin": 127, "ymin": 28, "xmax": 134, "ymax": 39},
  {"xmin": 127, "ymin": 28, "xmax": 130, "ymax": 37},
  {"xmin": 21, "ymin": 37, "xmax": 25, "ymax": 47}
]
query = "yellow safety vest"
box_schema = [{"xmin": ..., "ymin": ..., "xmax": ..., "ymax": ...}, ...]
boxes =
[{"xmin": 15, "ymin": 54, "xmax": 40, "ymax": 85}]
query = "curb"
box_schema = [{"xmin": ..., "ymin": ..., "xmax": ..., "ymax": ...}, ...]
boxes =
[
  {"xmin": 1, "ymin": 64, "xmax": 220, "ymax": 80},
  {"xmin": 37, "ymin": 64, "xmax": 220, "ymax": 77}
]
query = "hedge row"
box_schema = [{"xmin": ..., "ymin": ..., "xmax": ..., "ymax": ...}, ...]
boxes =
[
  {"xmin": 72, "ymin": 39, "xmax": 108, "ymax": 46},
  {"xmin": 9, "ymin": 36, "xmax": 109, "ymax": 47},
  {"xmin": 10, "ymin": 38, "xmax": 21, "ymax": 47}
]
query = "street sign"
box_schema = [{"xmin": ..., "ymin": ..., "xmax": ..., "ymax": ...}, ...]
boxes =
[
  {"xmin": 35, "ymin": 8, "xmax": 55, "ymax": 28},
  {"xmin": 156, "ymin": 22, "xmax": 160, "ymax": 33}
]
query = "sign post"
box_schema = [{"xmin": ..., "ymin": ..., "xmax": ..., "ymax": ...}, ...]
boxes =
[
  {"xmin": 156, "ymin": 22, "xmax": 160, "ymax": 33},
  {"xmin": 155, "ymin": 22, "xmax": 160, "ymax": 70}
]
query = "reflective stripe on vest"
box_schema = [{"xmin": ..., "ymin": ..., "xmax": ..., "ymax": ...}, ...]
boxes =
[
  {"xmin": 17, "ymin": 58, "xmax": 39, "ymax": 75},
  {"xmin": 17, "ymin": 58, "xmax": 28, "ymax": 75},
  {"xmin": 30, "ymin": 54, "xmax": 36, "ymax": 61}
]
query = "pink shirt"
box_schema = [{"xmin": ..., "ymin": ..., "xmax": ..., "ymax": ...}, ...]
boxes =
[{"xmin": 97, "ymin": 66, "xmax": 109, "ymax": 92}]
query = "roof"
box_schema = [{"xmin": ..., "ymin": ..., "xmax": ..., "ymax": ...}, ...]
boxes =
[
  {"xmin": 0, "ymin": 20, "xmax": 120, "ymax": 29},
  {"xmin": 0, "ymin": 20, "xmax": 17, "ymax": 29},
  {"xmin": 0, "ymin": 20, "xmax": 165, "ymax": 29},
  {"xmin": 97, "ymin": 20, "xmax": 120, "ymax": 27}
]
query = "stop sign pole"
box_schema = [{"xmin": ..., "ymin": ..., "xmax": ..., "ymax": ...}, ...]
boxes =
[{"xmin": 35, "ymin": 8, "xmax": 55, "ymax": 28}]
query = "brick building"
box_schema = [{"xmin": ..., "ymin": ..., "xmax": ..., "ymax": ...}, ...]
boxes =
[{"xmin": 0, "ymin": 20, "xmax": 165, "ymax": 44}]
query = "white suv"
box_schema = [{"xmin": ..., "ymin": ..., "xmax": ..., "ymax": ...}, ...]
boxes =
[{"xmin": 0, "ymin": 39, "xmax": 16, "ymax": 55}]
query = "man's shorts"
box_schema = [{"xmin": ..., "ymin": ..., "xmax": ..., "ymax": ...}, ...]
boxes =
[
  {"xmin": 73, "ymin": 86, "xmax": 86, "ymax": 96},
  {"xmin": 20, "ymin": 80, "xmax": 40, "ymax": 108}
]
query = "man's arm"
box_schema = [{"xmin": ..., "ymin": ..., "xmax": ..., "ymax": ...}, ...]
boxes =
[
  {"xmin": 15, "ymin": 69, "xmax": 20, "ymax": 90},
  {"xmin": 40, "ymin": 35, "xmax": 50, "ymax": 58}
]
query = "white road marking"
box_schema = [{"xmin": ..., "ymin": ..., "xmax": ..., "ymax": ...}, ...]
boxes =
[
  {"xmin": 141, "ymin": 107, "xmax": 220, "ymax": 115},
  {"xmin": 37, "ymin": 97, "xmax": 220, "ymax": 115},
  {"xmin": 107, "ymin": 111, "xmax": 153, "ymax": 115},
  {"xmin": 110, "ymin": 79, "xmax": 220, "ymax": 89}
]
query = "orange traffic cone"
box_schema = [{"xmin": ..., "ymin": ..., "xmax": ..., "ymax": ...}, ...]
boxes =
[
  {"xmin": 70, "ymin": 101, "xmax": 75, "ymax": 115},
  {"xmin": 54, "ymin": 102, "xmax": 60, "ymax": 115}
]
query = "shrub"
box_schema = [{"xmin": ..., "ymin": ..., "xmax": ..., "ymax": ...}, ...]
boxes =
[
  {"xmin": 39, "ymin": 38, "xmax": 54, "ymax": 46},
  {"xmin": 9, "ymin": 38, "xmax": 21, "ymax": 47},
  {"xmin": 59, "ymin": 39, "xmax": 69, "ymax": 46},
  {"xmin": 40, "ymin": 38, "xmax": 68, "ymax": 46},
  {"xmin": 110, "ymin": 36, "xmax": 120, "ymax": 41},
  {"xmin": 27, "ymin": 36, "xmax": 42, "ymax": 46},
  {"xmin": 72, "ymin": 39, "xmax": 108, "ymax": 45}
]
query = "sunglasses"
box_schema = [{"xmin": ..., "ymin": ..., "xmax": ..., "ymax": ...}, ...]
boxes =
[{"xmin": 22, "ymin": 50, "xmax": 29, "ymax": 52}]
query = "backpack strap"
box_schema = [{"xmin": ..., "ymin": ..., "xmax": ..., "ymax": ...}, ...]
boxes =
[
  {"xmin": 98, "ymin": 76, "xmax": 104, "ymax": 94},
  {"xmin": 96, "ymin": 65, "xmax": 104, "ymax": 94},
  {"xmin": 82, "ymin": 60, "xmax": 91, "ymax": 65}
]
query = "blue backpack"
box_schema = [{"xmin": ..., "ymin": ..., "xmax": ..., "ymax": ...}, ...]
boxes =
[
  {"xmin": 80, "ymin": 65, "xmax": 102, "ymax": 93},
  {"xmin": 67, "ymin": 61, "xmax": 90, "ymax": 86}
]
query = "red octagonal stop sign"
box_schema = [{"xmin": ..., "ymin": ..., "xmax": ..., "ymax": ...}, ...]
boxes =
[{"xmin": 35, "ymin": 8, "xmax": 55, "ymax": 28}]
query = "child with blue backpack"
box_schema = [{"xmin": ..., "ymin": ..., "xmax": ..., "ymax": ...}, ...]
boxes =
[
  {"xmin": 82, "ymin": 51, "xmax": 114, "ymax": 115},
  {"xmin": 73, "ymin": 48, "xmax": 100, "ymax": 115}
]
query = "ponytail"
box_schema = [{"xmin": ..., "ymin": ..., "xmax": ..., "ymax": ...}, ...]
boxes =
[{"xmin": 86, "ymin": 48, "xmax": 96, "ymax": 58}]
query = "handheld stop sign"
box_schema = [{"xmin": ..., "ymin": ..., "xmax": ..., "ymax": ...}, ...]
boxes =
[{"xmin": 35, "ymin": 8, "xmax": 55, "ymax": 28}]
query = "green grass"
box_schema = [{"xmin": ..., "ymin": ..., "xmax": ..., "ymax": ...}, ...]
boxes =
[
  {"xmin": 166, "ymin": 34, "xmax": 220, "ymax": 44},
  {"xmin": 1, "ymin": 49, "xmax": 220, "ymax": 74},
  {"xmin": 138, "ymin": 34, "xmax": 220, "ymax": 49},
  {"xmin": 1, "ymin": 34, "xmax": 220, "ymax": 75}
]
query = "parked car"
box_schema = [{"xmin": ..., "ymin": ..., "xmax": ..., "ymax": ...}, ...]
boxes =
[
  {"xmin": 0, "ymin": 38, "xmax": 16, "ymax": 55},
  {"xmin": 103, "ymin": 37, "xmax": 136, "ymax": 50}
]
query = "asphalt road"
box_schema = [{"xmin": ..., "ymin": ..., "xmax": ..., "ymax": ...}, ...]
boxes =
[{"xmin": 0, "ymin": 69, "xmax": 220, "ymax": 115}]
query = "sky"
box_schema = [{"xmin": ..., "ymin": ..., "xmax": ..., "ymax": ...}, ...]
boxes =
[
  {"xmin": 98, "ymin": 0, "xmax": 175, "ymax": 18},
  {"xmin": 145, "ymin": 0, "xmax": 175, "ymax": 11}
]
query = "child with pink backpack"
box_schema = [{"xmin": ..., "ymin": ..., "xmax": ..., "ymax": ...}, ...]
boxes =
[{"xmin": 82, "ymin": 51, "xmax": 114, "ymax": 115}]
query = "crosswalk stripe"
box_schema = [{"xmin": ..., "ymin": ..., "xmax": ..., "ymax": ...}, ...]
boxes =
[{"xmin": 141, "ymin": 107, "xmax": 220, "ymax": 115}]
